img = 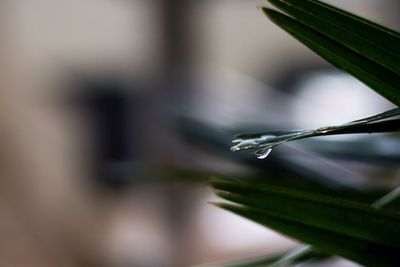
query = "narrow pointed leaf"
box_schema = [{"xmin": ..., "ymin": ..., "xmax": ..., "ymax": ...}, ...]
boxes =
[
  {"xmin": 212, "ymin": 179, "xmax": 400, "ymax": 249},
  {"xmin": 210, "ymin": 174, "xmax": 384, "ymax": 205},
  {"xmin": 267, "ymin": 0, "xmax": 400, "ymax": 76},
  {"xmin": 231, "ymin": 108, "xmax": 400, "ymax": 154},
  {"xmin": 261, "ymin": 8, "xmax": 400, "ymax": 106},
  {"xmin": 217, "ymin": 203, "xmax": 400, "ymax": 267},
  {"xmin": 275, "ymin": 0, "xmax": 400, "ymax": 51}
]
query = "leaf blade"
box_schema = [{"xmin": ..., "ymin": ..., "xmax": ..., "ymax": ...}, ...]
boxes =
[
  {"xmin": 261, "ymin": 8, "xmax": 400, "ymax": 106},
  {"xmin": 217, "ymin": 203, "xmax": 400, "ymax": 267},
  {"xmin": 267, "ymin": 0, "xmax": 400, "ymax": 76},
  {"xmin": 212, "ymin": 179, "xmax": 400, "ymax": 249}
]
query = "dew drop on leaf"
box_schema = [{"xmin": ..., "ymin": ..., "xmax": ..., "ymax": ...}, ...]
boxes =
[{"xmin": 255, "ymin": 148, "xmax": 272, "ymax": 159}]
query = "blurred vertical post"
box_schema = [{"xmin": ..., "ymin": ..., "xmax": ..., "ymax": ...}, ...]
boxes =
[
  {"xmin": 155, "ymin": 0, "xmax": 200, "ymax": 266},
  {"xmin": 158, "ymin": 0, "xmax": 195, "ymax": 97}
]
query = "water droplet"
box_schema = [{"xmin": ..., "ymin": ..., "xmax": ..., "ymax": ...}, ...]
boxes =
[{"xmin": 255, "ymin": 148, "xmax": 272, "ymax": 159}]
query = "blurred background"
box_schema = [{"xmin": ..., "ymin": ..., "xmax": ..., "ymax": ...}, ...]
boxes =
[{"xmin": 0, "ymin": 0, "xmax": 399, "ymax": 266}]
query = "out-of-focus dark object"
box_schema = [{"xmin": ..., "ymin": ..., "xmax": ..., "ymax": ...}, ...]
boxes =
[{"xmin": 78, "ymin": 76, "xmax": 137, "ymax": 189}]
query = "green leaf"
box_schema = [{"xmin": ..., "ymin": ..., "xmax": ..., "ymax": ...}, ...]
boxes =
[
  {"xmin": 212, "ymin": 179, "xmax": 400, "ymax": 249},
  {"xmin": 210, "ymin": 175, "xmax": 385, "ymax": 205},
  {"xmin": 213, "ymin": 2, "xmax": 400, "ymax": 266},
  {"xmin": 231, "ymin": 108, "xmax": 400, "ymax": 156},
  {"xmin": 261, "ymin": 7, "xmax": 400, "ymax": 106},
  {"xmin": 267, "ymin": 185, "xmax": 400, "ymax": 266},
  {"xmin": 217, "ymin": 203, "xmax": 400, "ymax": 267},
  {"xmin": 212, "ymin": 177, "xmax": 400, "ymax": 266},
  {"xmin": 272, "ymin": 0, "xmax": 400, "ymax": 48},
  {"xmin": 267, "ymin": 0, "xmax": 400, "ymax": 76}
]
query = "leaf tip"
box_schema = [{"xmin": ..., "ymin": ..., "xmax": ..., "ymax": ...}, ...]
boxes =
[{"xmin": 208, "ymin": 201, "xmax": 224, "ymax": 208}]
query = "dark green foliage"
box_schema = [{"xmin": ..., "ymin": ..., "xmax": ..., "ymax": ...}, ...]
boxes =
[
  {"xmin": 262, "ymin": 0, "xmax": 400, "ymax": 107},
  {"xmin": 209, "ymin": 1, "xmax": 400, "ymax": 266},
  {"xmin": 212, "ymin": 177, "xmax": 400, "ymax": 266}
]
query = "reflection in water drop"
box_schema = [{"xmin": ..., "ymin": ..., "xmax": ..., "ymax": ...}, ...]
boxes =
[
  {"xmin": 255, "ymin": 148, "xmax": 272, "ymax": 159},
  {"xmin": 230, "ymin": 135, "xmax": 276, "ymax": 152},
  {"xmin": 230, "ymin": 139, "xmax": 258, "ymax": 152}
]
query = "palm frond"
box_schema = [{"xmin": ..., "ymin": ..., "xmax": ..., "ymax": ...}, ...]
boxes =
[
  {"xmin": 212, "ymin": 177, "xmax": 400, "ymax": 267},
  {"xmin": 202, "ymin": 1, "xmax": 400, "ymax": 266},
  {"xmin": 261, "ymin": 1, "xmax": 400, "ymax": 106},
  {"xmin": 267, "ymin": 0, "xmax": 400, "ymax": 76}
]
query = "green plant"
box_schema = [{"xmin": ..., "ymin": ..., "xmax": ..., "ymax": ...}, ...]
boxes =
[{"xmin": 209, "ymin": 1, "xmax": 400, "ymax": 266}]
